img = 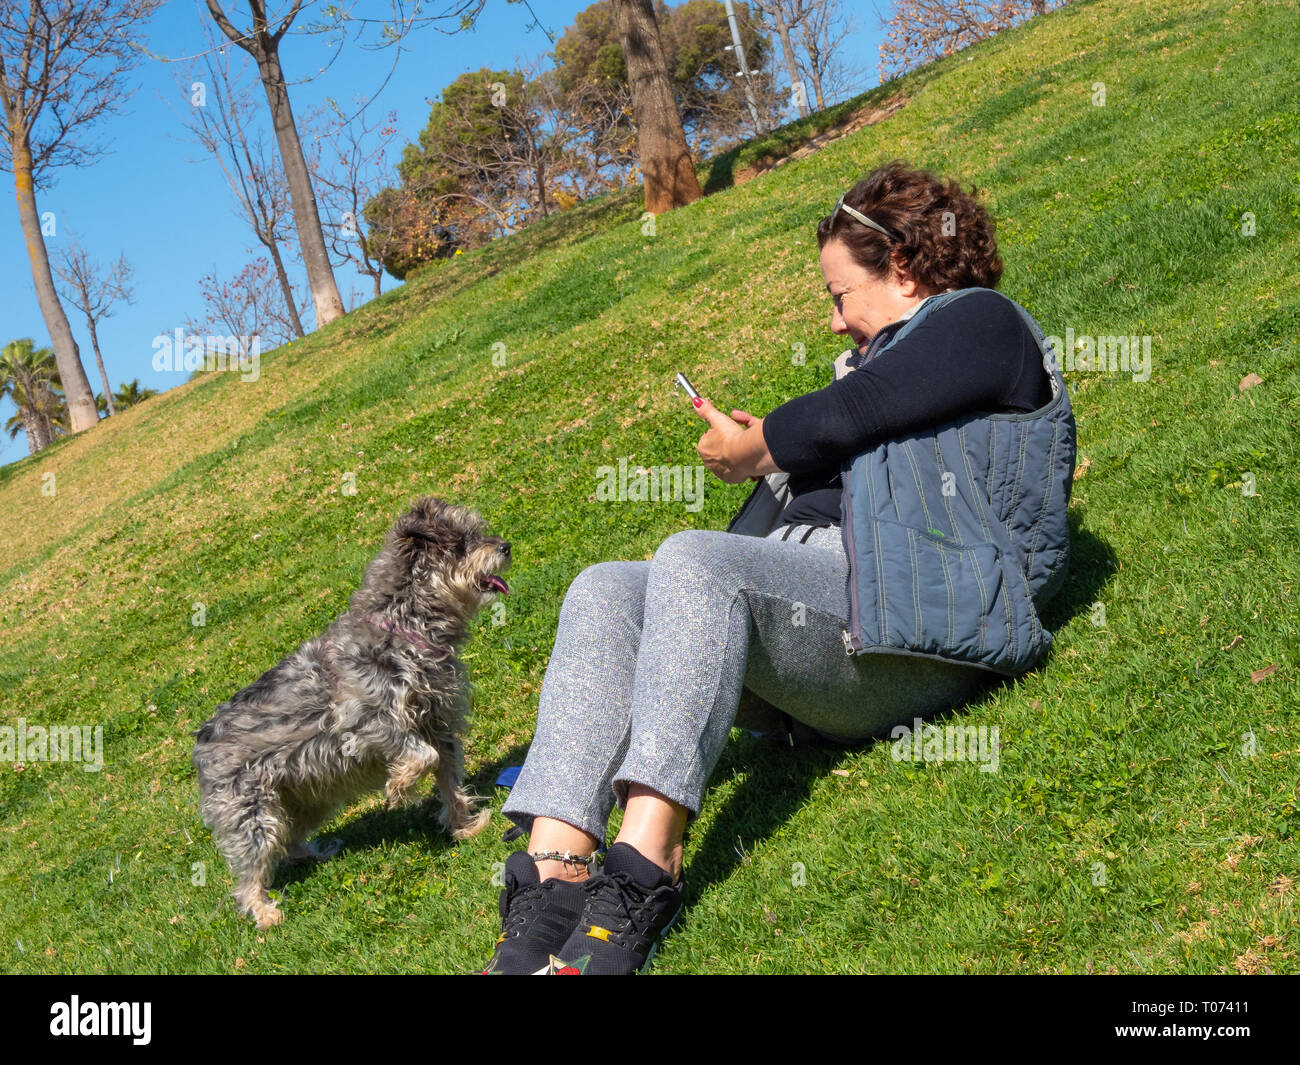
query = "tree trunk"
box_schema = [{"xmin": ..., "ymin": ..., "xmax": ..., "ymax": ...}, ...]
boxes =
[
  {"xmin": 85, "ymin": 317, "xmax": 117, "ymax": 417},
  {"xmin": 19, "ymin": 403, "xmax": 44, "ymax": 454},
  {"xmin": 205, "ymin": 1, "xmax": 344, "ymax": 331},
  {"xmin": 535, "ymin": 153, "xmax": 549, "ymax": 218},
  {"xmin": 810, "ymin": 68, "xmax": 825, "ymax": 111},
  {"xmin": 264, "ymin": 236, "xmax": 305, "ymax": 337},
  {"xmin": 253, "ymin": 47, "xmax": 344, "ymax": 329},
  {"xmin": 10, "ymin": 129, "xmax": 98, "ymax": 432},
  {"xmin": 770, "ymin": 5, "xmax": 810, "ymax": 118},
  {"xmin": 613, "ymin": 0, "xmax": 703, "ymax": 215}
]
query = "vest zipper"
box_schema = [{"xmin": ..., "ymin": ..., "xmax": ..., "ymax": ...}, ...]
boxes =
[{"xmin": 840, "ymin": 457, "xmax": 861, "ymax": 655}]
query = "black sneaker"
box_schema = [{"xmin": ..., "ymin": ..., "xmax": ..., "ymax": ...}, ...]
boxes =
[
  {"xmin": 479, "ymin": 850, "xmax": 587, "ymax": 974},
  {"xmin": 549, "ymin": 842, "xmax": 685, "ymax": 974}
]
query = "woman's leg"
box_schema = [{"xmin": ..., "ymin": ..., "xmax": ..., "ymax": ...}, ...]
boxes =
[
  {"xmin": 500, "ymin": 559, "xmax": 653, "ymax": 880},
  {"xmin": 606, "ymin": 524, "xmax": 995, "ymax": 875},
  {"xmin": 504, "ymin": 524, "xmax": 993, "ymax": 884}
]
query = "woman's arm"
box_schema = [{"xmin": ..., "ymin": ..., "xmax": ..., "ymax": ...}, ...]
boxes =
[{"xmin": 762, "ymin": 291, "xmax": 1047, "ymax": 474}]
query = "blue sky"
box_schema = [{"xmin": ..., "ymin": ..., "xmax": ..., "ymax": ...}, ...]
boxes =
[{"xmin": 1, "ymin": 0, "xmax": 886, "ymax": 466}]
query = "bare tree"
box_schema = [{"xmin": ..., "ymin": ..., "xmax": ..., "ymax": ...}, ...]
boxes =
[
  {"xmin": 202, "ymin": 0, "xmax": 491, "ymax": 329},
  {"xmin": 178, "ymin": 27, "xmax": 305, "ymax": 337},
  {"xmin": 493, "ymin": 62, "xmax": 568, "ymax": 224},
  {"xmin": 754, "ymin": 0, "xmax": 811, "ymax": 118},
  {"xmin": 0, "ymin": 0, "xmax": 163, "ymax": 433},
  {"xmin": 53, "ymin": 244, "xmax": 134, "ymax": 417},
  {"xmin": 611, "ymin": 0, "xmax": 702, "ymax": 214},
  {"xmin": 311, "ymin": 101, "xmax": 401, "ymax": 301},
  {"xmin": 187, "ymin": 257, "xmax": 306, "ymax": 364},
  {"xmin": 795, "ymin": 0, "xmax": 862, "ymax": 110},
  {"xmin": 558, "ymin": 74, "xmax": 638, "ymax": 200},
  {"xmin": 878, "ymin": 0, "xmax": 1065, "ymax": 81},
  {"xmin": 523, "ymin": 60, "xmax": 646, "ymax": 209}
]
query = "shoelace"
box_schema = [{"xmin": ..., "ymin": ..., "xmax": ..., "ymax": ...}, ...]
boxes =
[
  {"xmin": 581, "ymin": 871, "xmax": 667, "ymax": 946},
  {"xmin": 500, "ymin": 878, "xmax": 553, "ymax": 938}
]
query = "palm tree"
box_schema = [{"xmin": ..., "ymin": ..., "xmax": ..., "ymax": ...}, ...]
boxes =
[
  {"xmin": 112, "ymin": 379, "xmax": 159, "ymax": 410},
  {"xmin": 1, "ymin": 339, "xmax": 67, "ymax": 455}
]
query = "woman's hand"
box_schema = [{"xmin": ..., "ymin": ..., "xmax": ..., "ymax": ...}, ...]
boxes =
[{"xmin": 693, "ymin": 397, "xmax": 780, "ymax": 484}]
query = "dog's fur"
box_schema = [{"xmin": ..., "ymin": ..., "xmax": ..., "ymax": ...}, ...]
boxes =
[{"xmin": 192, "ymin": 497, "xmax": 511, "ymax": 929}]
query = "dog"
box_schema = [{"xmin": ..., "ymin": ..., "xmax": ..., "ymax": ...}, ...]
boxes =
[{"xmin": 192, "ymin": 496, "xmax": 511, "ymax": 929}]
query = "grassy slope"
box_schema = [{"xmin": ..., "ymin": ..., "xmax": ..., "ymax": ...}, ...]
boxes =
[{"xmin": 1, "ymin": 0, "xmax": 1296, "ymax": 974}]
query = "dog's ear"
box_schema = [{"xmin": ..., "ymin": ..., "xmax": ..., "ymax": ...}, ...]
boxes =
[{"xmin": 393, "ymin": 497, "xmax": 461, "ymax": 555}]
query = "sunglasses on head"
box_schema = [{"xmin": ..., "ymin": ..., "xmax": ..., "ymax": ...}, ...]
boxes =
[{"xmin": 832, "ymin": 194, "xmax": 898, "ymax": 242}]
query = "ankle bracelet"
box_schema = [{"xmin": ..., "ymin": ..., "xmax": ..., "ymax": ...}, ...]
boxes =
[{"xmin": 530, "ymin": 849, "xmax": 599, "ymax": 867}]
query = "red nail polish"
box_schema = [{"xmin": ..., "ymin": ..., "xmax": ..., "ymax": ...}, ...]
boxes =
[{"xmin": 692, "ymin": 397, "xmax": 702, "ymax": 407}]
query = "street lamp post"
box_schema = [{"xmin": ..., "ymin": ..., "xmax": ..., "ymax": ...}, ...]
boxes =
[{"xmin": 723, "ymin": 0, "xmax": 767, "ymax": 135}]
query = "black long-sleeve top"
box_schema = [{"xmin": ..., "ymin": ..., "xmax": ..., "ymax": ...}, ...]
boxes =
[{"xmin": 762, "ymin": 289, "xmax": 1054, "ymax": 527}]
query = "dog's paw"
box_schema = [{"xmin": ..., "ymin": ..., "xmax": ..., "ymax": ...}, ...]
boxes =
[
  {"xmin": 251, "ymin": 902, "xmax": 284, "ymax": 930},
  {"xmin": 287, "ymin": 837, "xmax": 343, "ymax": 863},
  {"xmin": 309, "ymin": 837, "xmax": 343, "ymax": 859}
]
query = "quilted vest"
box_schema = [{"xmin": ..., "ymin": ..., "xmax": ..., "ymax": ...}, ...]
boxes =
[{"xmin": 725, "ymin": 286, "xmax": 1076, "ymax": 676}]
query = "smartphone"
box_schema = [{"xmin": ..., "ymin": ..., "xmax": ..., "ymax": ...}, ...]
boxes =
[{"xmin": 674, "ymin": 372, "xmax": 700, "ymax": 401}]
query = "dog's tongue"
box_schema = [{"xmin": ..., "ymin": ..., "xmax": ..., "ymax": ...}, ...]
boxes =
[{"xmin": 482, "ymin": 575, "xmax": 509, "ymax": 595}]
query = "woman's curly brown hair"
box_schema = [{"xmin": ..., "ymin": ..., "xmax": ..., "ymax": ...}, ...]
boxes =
[{"xmin": 816, "ymin": 160, "xmax": 1003, "ymax": 291}]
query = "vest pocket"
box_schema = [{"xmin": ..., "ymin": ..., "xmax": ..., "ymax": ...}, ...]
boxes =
[{"xmin": 868, "ymin": 517, "xmax": 1014, "ymax": 669}]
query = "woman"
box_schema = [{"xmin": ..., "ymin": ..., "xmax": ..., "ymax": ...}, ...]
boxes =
[{"xmin": 479, "ymin": 160, "xmax": 1071, "ymax": 975}]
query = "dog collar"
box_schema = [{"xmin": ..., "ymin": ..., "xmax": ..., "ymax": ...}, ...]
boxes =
[{"xmin": 359, "ymin": 613, "xmax": 437, "ymax": 655}]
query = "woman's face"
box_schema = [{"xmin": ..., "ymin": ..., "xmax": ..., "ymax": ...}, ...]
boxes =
[{"xmin": 820, "ymin": 238, "xmax": 933, "ymax": 352}]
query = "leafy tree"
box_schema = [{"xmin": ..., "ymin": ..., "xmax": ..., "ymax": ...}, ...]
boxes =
[
  {"xmin": 109, "ymin": 379, "xmax": 159, "ymax": 410},
  {"xmin": 368, "ymin": 66, "xmax": 564, "ymax": 276},
  {"xmin": 369, "ymin": 1, "xmax": 782, "ymax": 278},
  {"xmin": 557, "ymin": 0, "xmax": 779, "ymax": 157},
  {"xmin": 1, "ymin": 338, "xmax": 64, "ymax": 454}
]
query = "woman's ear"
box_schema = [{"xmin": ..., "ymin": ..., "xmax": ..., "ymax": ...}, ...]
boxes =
[{"xmin": 890, "ymin": 253, "xmax": 920, "ymax": 296}]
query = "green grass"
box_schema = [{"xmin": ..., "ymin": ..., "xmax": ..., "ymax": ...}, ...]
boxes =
[{"xmin": 1, "ymin": 0, "xmax": 1297, "ymax": 974}]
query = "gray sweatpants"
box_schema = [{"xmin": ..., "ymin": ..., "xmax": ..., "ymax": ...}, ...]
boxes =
[{"xmin": 500, "ymin": 522, "xmax": 994, "ymax": 845}]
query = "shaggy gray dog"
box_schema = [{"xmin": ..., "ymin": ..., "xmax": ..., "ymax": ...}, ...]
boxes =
[{"xmin": 193, "ymin": 496, "xmax": 511, "ymax": 929}]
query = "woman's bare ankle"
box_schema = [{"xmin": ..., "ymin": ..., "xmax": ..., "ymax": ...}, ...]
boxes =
[
  {"xmin": 533, "ymin": 858, "xmax": 592, "ymax": 883},
  {"xmin": 526, "ymin": 817, "xmax": 600, "ymax": 883}
]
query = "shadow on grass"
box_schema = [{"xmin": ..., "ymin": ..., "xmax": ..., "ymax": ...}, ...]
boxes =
[
  {"xmin": 272, "ymin": 518, "xmax": 1114, "ymax": 905},
  {"xmin": 271, "ymin": 738, "xmax": 537, "ymax": 888},
  {"xmin": 684, "ymin": 514, "xmax": 1115, "ymax": 899}
]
